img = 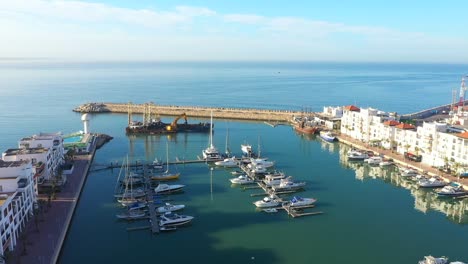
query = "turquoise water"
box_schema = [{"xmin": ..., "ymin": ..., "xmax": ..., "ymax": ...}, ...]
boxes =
[
  {"xmin": 0, "ymin": 62, "xmax": 466, "ymax": 263},
  {"xmin": 63, "ymin": 136, "xmax": 83, "ymax": 143}
]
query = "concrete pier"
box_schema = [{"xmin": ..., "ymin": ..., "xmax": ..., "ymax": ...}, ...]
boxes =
[{"xmin": 74, "ymin": 103, "xmax": 301, "ymax": 122}]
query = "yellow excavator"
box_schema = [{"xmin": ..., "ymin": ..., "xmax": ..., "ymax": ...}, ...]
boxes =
[{"xmin": 166, "ymin": 113, "xmax": 188, "ymax": 132}]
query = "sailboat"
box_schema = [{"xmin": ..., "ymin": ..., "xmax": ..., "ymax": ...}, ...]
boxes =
[
  {"xmin": 150, "ymin": 141, "xmax": 180, "ymax": 181},
  {"xmin": 116, "ymin": 156, "xmax": 146, "ymax": 206},
  {"xmin": 202, "ymin": 111, "xmax": 221, "ymax": 161}
]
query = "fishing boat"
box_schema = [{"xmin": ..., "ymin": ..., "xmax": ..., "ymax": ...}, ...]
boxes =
[
  {"xmin": 319, "ymin": 130, "xmax": 337, "ymax": 142},
  {"xmin": 215, "ymin": 156, "xmax": 239, "ymax": 167},
  {"xmin": 253, "ymin": 195, "xmax": 280, "ymax": 208},
  {"xmin": 293, "ymin": 117, "xmax": 319, "ymax": 135},
  {"xmin": 156, "ymin": 203, "xmax": 185, "ymax": 213},
  {"xmin": 150, "ymin": 142, "xmax": 180, "ymax": 181},
  {"xmin": 287, "ymin": 196, "xmax": 317, "ymax": 207},
  {"xmin": 202, "ymin": 111, "xmax": 222, "ymax": 161},
  {"xmin": 154, "ymin": 183, "xmax": 185, "ymax": 194},
  {"xmin": 230, "ymin": 175, "xmax": 255, "ymax": 185},
  {"xmin": 159, "ymin": 212, "xmax": 194, "ymax": 227},
  {"xmin": 417, "ymin": 177, "xmax": 447, "ymax": 188}
]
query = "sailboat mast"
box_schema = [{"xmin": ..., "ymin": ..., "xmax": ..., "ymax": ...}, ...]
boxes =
[
  {"xmin": 165, "ymin": 141, "xmax": 169, "ymax": 174},
  {"xmin": 210, "ymin": 111, "xmax": 214, "ymax": 148}
]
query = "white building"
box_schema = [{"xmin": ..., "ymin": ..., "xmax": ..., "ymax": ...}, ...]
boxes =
[
  {"xmin": 0, "ymin": 159, "xmax": 36, "ymax": 257},
  {"xmin": 17, "ymin": 133, "xmax": 64, "ymax": 181},
  {"xmin": 323, "ymin": 106, "xmax": 343, "ymax": 118},
  {"xmin": 2, "ymin": 148, "xmax": 52, "ymax": 184}
]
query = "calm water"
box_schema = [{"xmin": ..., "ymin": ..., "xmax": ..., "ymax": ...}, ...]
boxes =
[{"xmin": 0, "ymin": 62, "xmax": 467, "ymax": 263}]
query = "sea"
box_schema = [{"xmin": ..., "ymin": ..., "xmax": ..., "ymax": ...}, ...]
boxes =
[{"xmin": 0, "ymin": 61, "xmax": 467, "ymax": 264}]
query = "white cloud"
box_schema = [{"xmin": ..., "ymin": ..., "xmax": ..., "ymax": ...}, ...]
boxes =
[{"xmin": 0, "ymin": 0, "xmax": 467, "ymax": 62}]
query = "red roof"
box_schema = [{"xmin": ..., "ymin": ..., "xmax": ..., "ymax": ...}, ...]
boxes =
[
  {"xmin": 344, "ymin": 105, "xmax": 360, "ymax": 112},
  {"xmin": 383, "ymin": 120, "xmax": 400, "ymax": 126},
  {"xmin": 396, "ymin": 123, "xmax": 415, "ymax": 130},
  {"xmin": 457, "ymin": 131, "xmax": 468, "ymax": 139}
]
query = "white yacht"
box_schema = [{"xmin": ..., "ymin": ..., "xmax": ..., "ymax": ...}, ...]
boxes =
[
  {"xmin": 241, "ymin": 143, "xmax": 253, "ymax": 156},
  {"xmin": 253, "ymin": 195, "xmax": 280, "ymax": 208},
  {"xmin": 364, "ymin": 156, "xmax": 383, "ymax": 165},
  {"xmin": 230, "ymin": 175, "xmax": 255, "ymax": 185},
  {"xmin": 347, "ymin": 150, "xmax": 369, "ymax": 161},
  {"xmin": 250, "ymin": 164, "xmax": 267, "ymax": 174},
  {"xmin": 272, "ymin": 177, "xmax": 306, "ymax": 192},
  {"xmin": 418, "ymin": 256, "xmax": 448, "ymax": 264},
  {"xmin": 400, "ymin": 168, "xmax": 419, "ymax": 177},
  {"xmin": 248, "ymin": 158, "xmax": 275, "ymax": 168},
  {"xmin": 202, "ymin": 112, "xmax": 221, "ymax": 161},
  {"xmin": 159, "ymin": 212, "xmax": 194, "ymax": 227},
  {"xmin": 154, "ymin": 183, "xmax": 185, "ymax": 194},
  {"xmin": 417, "ymin": 177, "xmax": 447, "ymax": 188},
  {"xmin": 214, "ymin": 156, "xmax": 239, "ymax": 167},
  {"xmin": 263, "ymin": 172, "xmax": 287, "ymax": 186},
  {"xmin": 436, "ymin": 184, "xmax": 467, "ymax": 197},
  {"xmin": 156, "ymin": 203, "xmax": 185, "ymax": 214},
  {"xmin": 287, "ymin": 196, "xmax": 317, "ymax": 207}
]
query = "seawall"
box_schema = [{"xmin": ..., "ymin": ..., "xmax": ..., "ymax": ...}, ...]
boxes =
[{"xmin": 74, "ymin": 103, "xmax": 302, "ymax": 122}]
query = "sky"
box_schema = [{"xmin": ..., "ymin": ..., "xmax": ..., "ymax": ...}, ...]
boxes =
[{"xmin": 1, "ymin": 0, "xmax": 468, "ymax": 62}]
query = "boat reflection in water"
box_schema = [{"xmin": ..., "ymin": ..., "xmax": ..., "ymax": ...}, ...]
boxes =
[{"xmin": 337, "ymin": 145, "xmax": 468, "ymax": 224}]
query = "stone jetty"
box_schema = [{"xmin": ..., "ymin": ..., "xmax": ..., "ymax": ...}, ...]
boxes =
[{"xmin": 73, "ymin": 102, "xmax": 302, "ymax": 122}]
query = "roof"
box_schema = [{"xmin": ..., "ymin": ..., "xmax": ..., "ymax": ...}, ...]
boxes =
[
  {"xmin": 456, "ymin": 131, "xmax": 468, "ymax": 139},
  {"xmin": 344, "ymin": 105, "xmax": 360, "ymax": 112},
  {"xmin": 396, "ymin": 123, "xmax": 416, "ymax": 130},
  {"xmin": 383, "ymin": 120, "xmax": 400, "ymax": 126}
]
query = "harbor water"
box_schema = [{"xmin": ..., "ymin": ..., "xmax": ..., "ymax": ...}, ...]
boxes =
[{"xmin": 0, "ymin": 61, "xmax": 467, "ymax": 263}]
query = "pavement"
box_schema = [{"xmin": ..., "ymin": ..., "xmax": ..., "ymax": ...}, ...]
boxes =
[
  {"xmin": 336, "ymin": 134, "xmax": 468, "ymax": 188},
  {"xmin": 7, "ymin": 151, "xmax": 93, "ymax": 264}
]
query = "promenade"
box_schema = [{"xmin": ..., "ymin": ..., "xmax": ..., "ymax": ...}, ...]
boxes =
[
  {"xmin": 337, "ymin": 134, "xmax": 468, "ymax": 188},
  {"xmin": 8, "ymin": 141, "xmax": 96, "ymax": 264}
]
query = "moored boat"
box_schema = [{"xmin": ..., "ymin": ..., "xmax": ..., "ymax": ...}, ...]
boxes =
[
  {"xmin": 418, "ymin": 256, "xmax": 449, "ymax": 264},
  {"xmin": 230, "ymin": 175, "xmax": 255, "ymax": 185},
  {"xmin": 254, "ymin": 195, "xmax": 281, "ymax": 208},
  {"xmin": 156, "ymin": 203, "xmax": 185, "ymax": 213},
  {"xmin": 347, "ymin": 150, "xmax": 369, "ymax": 161},
  {"xmin": 365, "ymin": 156, "xmax": 383, "ymax": 165},
  {"xmin": 159, "ymin": 212, "xmax": 194, "ymax": 227},
  {"xmin": 436, "ymin": 183, "xmax": 468, "ymax": 197},
  {"xmin": 271, "ymin": 177, "xmax": 306, "ymax": 192},
  {"xmin": 202, "ymin": 112, "xmax": 222, "ymax": 161},
  {"xmin": 417, "ymin": 177, "xmax": 447, "ymax": 188},
  {"xmin": 154, "ymin": 183, "xmax": 185, "ymax": 194},
  {"xmin": 215, "ymin": 156, "xmax": 239, "ymax": 167},
  {"xmin": 319, "ymin": 131, "xmax": 337, "ymax": 142},
  {"xmin": 287, "ymin": 196, "xmax": 317, "ymax": 207}
]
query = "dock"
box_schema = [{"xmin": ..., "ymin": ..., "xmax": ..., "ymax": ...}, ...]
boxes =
[{"xmin": 238, "ymin": 164, "xmax": 322, "ymax": 218}]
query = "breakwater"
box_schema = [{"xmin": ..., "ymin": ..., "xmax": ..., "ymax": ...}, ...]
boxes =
[{"xmin": 73, "ymin": 103, "xmax": 301, "ymax": 122}]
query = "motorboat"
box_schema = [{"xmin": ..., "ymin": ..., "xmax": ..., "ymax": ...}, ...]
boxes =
[
  {"xmin": 154, "ymin": 183, "xmax": 185, "ymax": 194},
  {"xmin": 248, "ymin": 158, "xmax": 275, "ymax": 169},
  {"xmin": 116, "ymin": 209, "xmax": 147, "ymax": 220},
  {"xmin": 319, "ymin": 131, "xmax": 337, "ymax": 142},
  {"xmin": 400, "ymin": 168, "xmax": 419, "ymax": 177},
  {"xmin": 436, "ymin": 183, "xmax": 468, "ymax": 197},
  {"xmin": 379, "ymin": 160, "xmax": 393, "ymax": 167},
  {"xmin": 159, "ymin": 212, "xmax": 194, "ymax": 227},
  {"xmin": 364, "ymin": 156, "xmax": 383, "ymax": 165},
  {"xmin": 253, "ymin": 195, "xmax": 280, "ymax": 208},
  {"xmin": 263, "ymin": 172, "xmax": 287, "ymax": 186},
  {"xmin": 287, "ymin": 196, "xmax": 317, "ymax": 207},
  {"xmin": 215, "ymin": 157, "xmax": 239, "ymax": 167},
  {"xmin": 230, "ymin": 175, "xmax": 255, "ymax": 185},
  {"xmin": 202, "ymin": 112, "xmax": 222, "ymax": 161},
  {"xmin": 418, "ymin": 177, "xmax": 447, "ymax": 188},
  {"xmin": 418, "ymin": 256, "xmax": 448, "ymax": 264},
  {"xmin": 250, "ymin": 164, "xmax": 267, "ymax": 174},
  {"xmin": 118, "ymin": 197, "xmax": 146, "ymax": 207},
  {"xmin": 272, "ymin": 177, "xmax": 306, "ymax": 192},
  {"xmin": 156, "ymin": 203, "xmax": 185, "ymax": 213},
  {"xmin": 347, "ymin": 150, "xmax": 369, "ymax": 161},
  {"xmin": 126, "ymin": 201, "xmax": 147, "ymax": 211},
  {"xmin": 149, "ymin": 158, "xmax": 164, "ymax": 170}
]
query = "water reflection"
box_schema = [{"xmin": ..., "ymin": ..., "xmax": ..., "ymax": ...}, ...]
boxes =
[{"xmin": 337, "ymin": 144, "xmax": 468, "ymax": 224}]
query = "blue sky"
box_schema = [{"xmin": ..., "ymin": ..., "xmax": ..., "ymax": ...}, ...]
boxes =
[{"xmin": 1, "ymin": 0, "xmax": 468, "ymax": 62}]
